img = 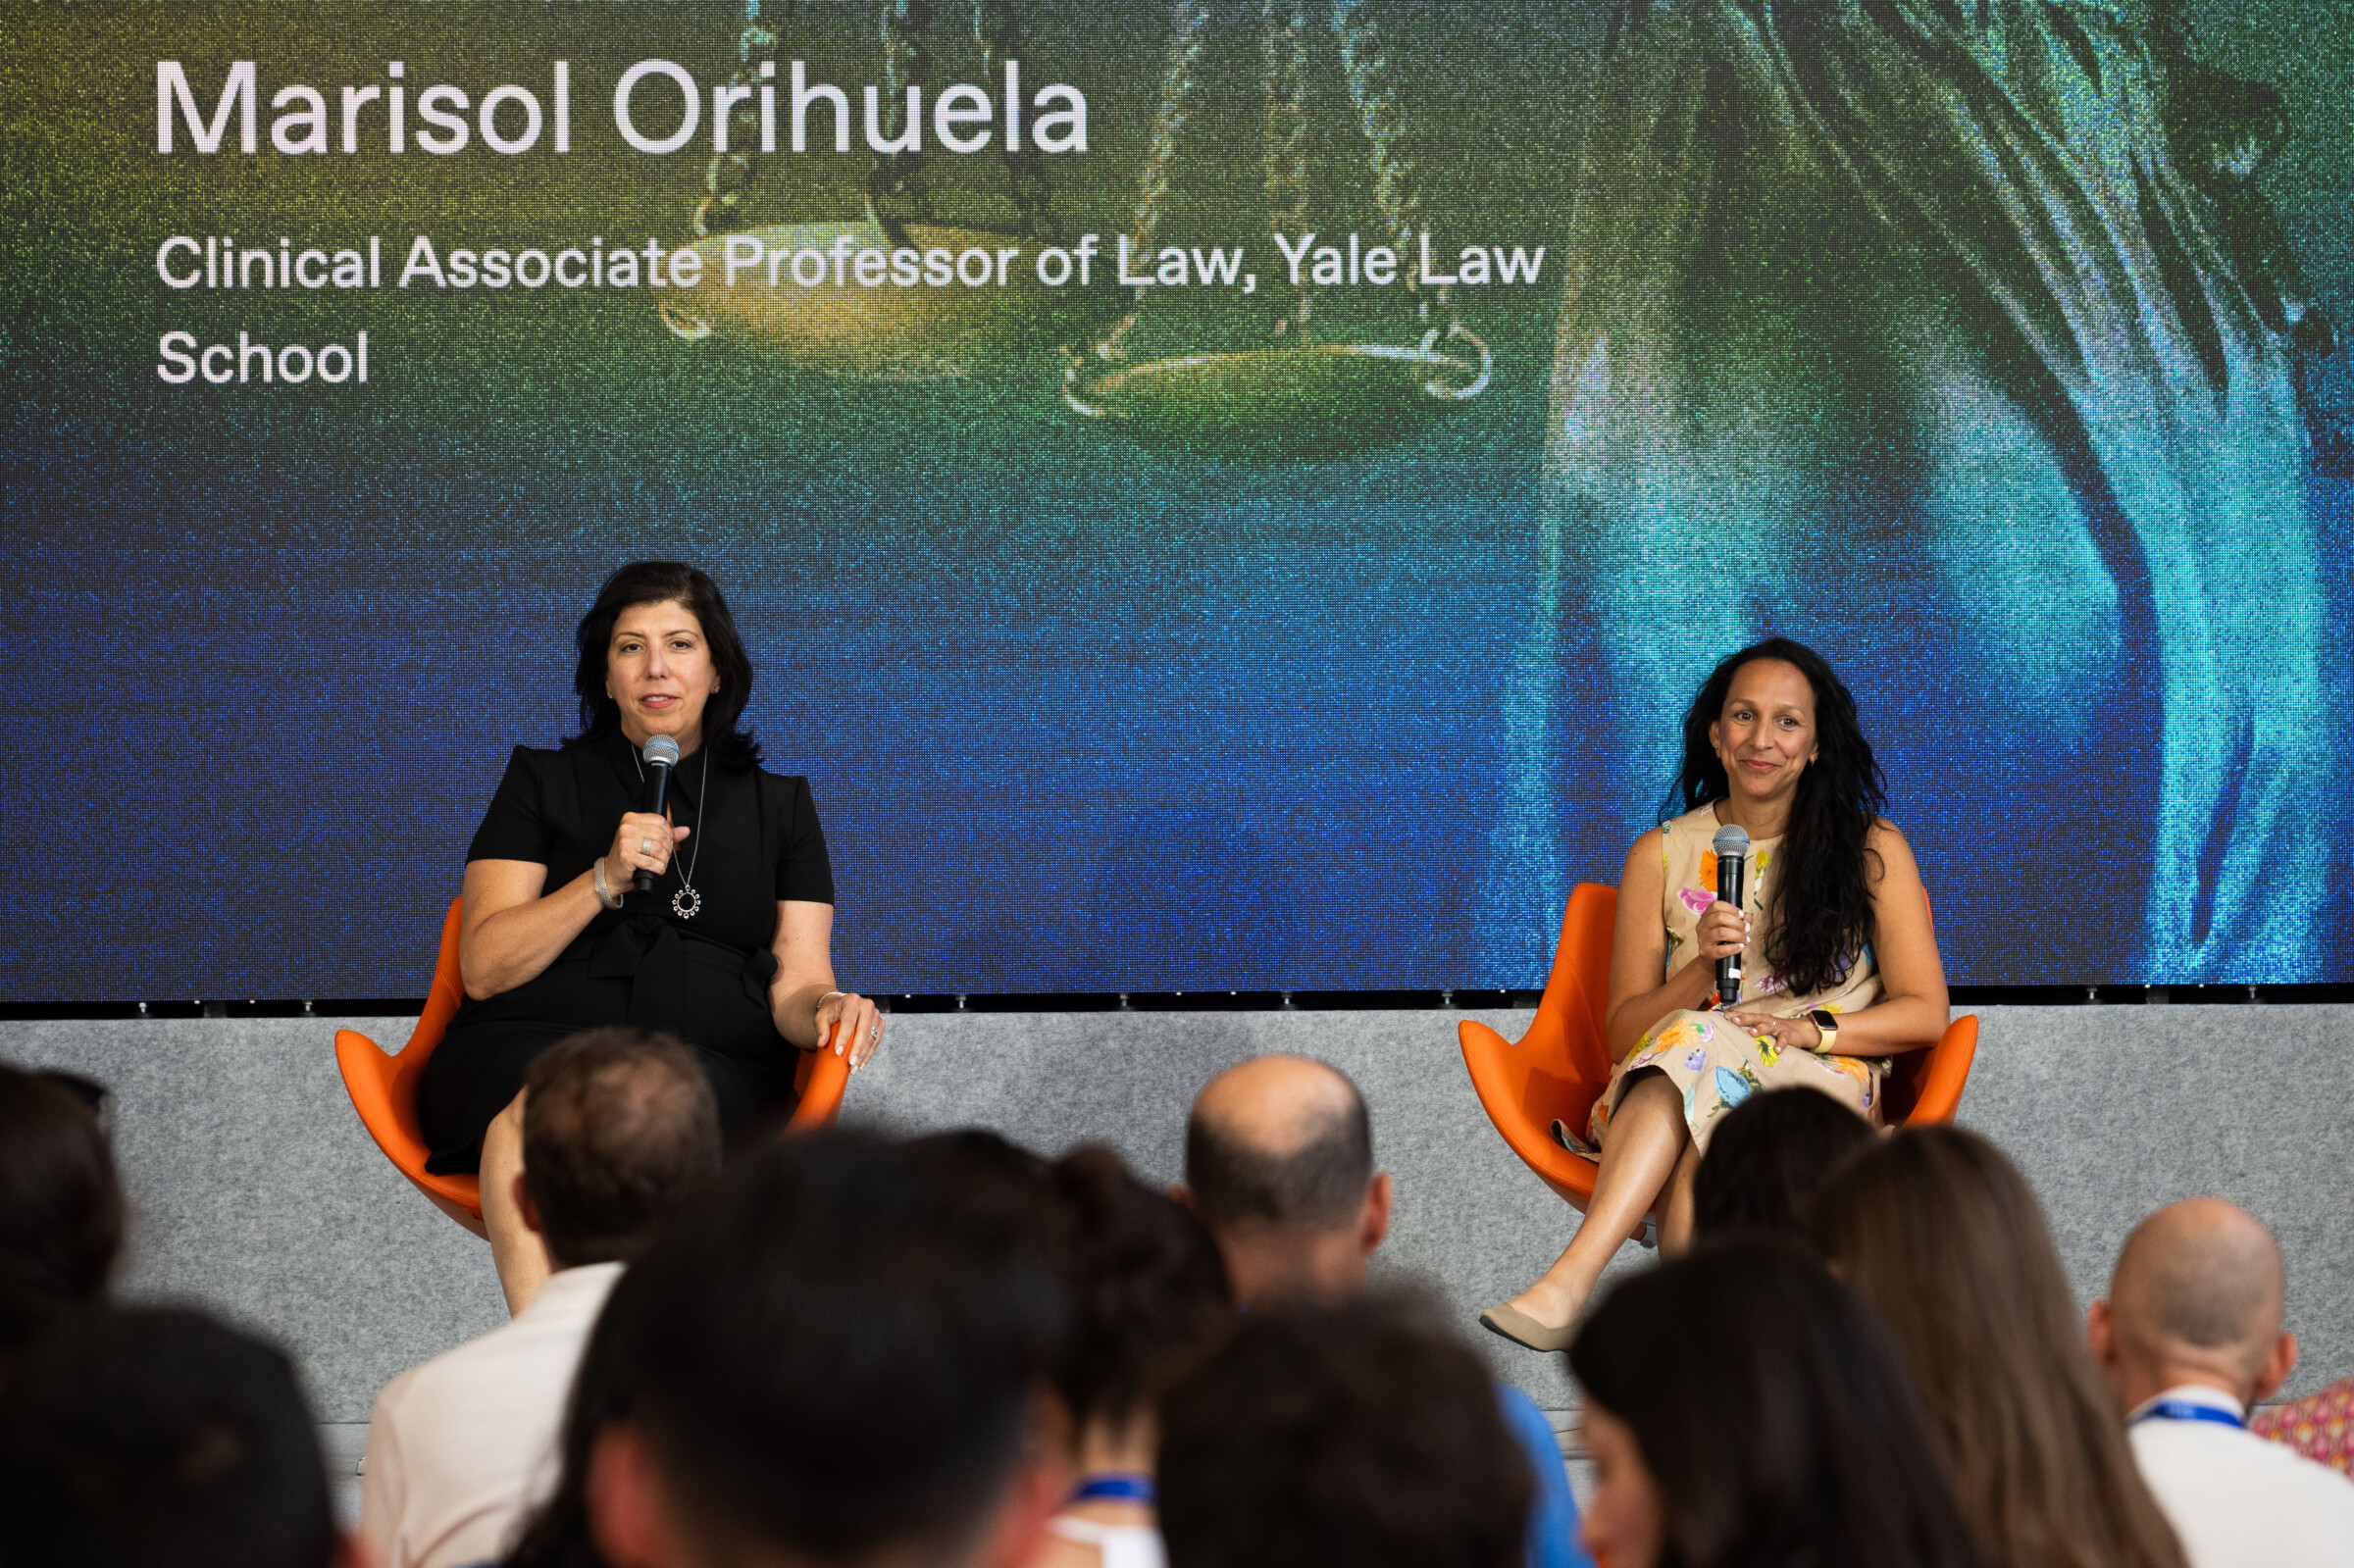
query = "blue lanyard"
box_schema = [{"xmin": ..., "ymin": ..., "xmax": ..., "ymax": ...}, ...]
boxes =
[
  {"xmin": 2132, "ymin": 1400, "xmax": 2245, "ymax": 1430},
  {"xmin": 1070, "ymin": 1473, "xmax": 1156, "ymax": 1505}
]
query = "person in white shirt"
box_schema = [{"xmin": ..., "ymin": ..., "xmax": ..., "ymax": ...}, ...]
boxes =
[
  {"xmin": 360, "ymin": 1027, "xmax": 722, "ymax": 1568},
  {"xmin": 2089, "ymin": 1196, "xmax": 2354, "ymax": 1568}
]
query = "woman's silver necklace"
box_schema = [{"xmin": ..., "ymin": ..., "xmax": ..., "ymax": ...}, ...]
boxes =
[{"xmin": 633, "ymin": 745, "xmax": 709, "ymax": 920}]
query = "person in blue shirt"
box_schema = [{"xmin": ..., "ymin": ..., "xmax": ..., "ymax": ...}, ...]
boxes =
[{"xmin": 1180, "ymin": 1055, "xmax": 1595, "ymax": 1568}]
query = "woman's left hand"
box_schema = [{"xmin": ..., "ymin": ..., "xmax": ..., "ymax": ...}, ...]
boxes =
[
  {"xmin": 1724, "ymin": 1009, "xmax": 1823, "ymax": 1054},
  {"xmin": 815, "ymin": 989, "xmax": 886, "ymax": 1071}
]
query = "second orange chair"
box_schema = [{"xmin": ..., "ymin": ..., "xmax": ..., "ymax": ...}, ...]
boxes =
[{"xmin": 1459, "ymin": 882, "xmax": 1977, "ymax": 1232}]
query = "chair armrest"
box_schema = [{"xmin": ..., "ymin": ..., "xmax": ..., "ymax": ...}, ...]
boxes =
[
  {"xmin": 1460, "ymin": 1019, "xmax": 1608, "ymax": 1208},
  {"xmin": 1903, "ymin": 1015, "xmax": 1979, "ymax": 1126},
  {"xmin": 789, "ymin": 1040, "xmax": 852, "ymax": 1129}
]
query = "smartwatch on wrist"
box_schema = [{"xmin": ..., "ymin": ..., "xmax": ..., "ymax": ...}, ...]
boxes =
[{"xmin": 1806, "ymin": 1008, "xmax": 1838, "ymax": 1052}]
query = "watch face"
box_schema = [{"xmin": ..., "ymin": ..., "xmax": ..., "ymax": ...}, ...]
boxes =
[{"xmin": 1808, "ymin": 1009, "xmax": 1836, "ymax": 1030}]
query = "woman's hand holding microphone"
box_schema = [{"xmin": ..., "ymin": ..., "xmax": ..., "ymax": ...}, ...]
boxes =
[
  {"xmin": 600, "ymin": 811, "xmax": 690, "ymax": 899},
  {"xmin": 1694, "ymin": 898, "xmax": 1751, "ymax": 986}
]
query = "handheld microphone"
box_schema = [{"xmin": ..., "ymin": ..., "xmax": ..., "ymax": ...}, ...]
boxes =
[
  {"xmin": 635, "ymin": 733, "xmax": 682, "ymax": 893},
  {"xmin": 1712, "ymin": 823, "xmax": 1750, "ymax": 1005}
]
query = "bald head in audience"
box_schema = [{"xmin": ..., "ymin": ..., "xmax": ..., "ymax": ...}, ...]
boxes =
[
  {"xmin": 2089, "ymin": 1197, "xmax": 2299, "ymax": 1412},
  {"xmin": 1180, "ymin": 1056, "xmax": 1391, "ymax": 1306}
]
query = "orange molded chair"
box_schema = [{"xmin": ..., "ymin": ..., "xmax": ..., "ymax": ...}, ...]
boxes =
[
  {"xmin": 335, "ymin": 896, "xmax": 855, "ymax": 1233},
  {"xmin": 1458, "ymin": 882, "xmax": 1978, "ymax": 1229}
]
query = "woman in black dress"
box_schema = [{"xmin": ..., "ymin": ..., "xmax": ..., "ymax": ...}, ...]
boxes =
[{"xmin": 419, "ymin": 561, "xmax": 886, "ymax": 1310}]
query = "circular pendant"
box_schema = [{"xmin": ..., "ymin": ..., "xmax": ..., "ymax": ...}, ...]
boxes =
[{"xmin": 671, "ymin": 885, "xmax": 702, "ymax": 920}]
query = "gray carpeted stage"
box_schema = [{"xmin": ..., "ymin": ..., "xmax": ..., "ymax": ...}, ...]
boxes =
[{"xmin": 3, "ymin": 1004, "xmax": 2348, "ymax": 1433}]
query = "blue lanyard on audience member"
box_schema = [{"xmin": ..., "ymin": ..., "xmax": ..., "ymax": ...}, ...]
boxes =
[
  {"xmin": 2132, "ymin": 1400, "xmax": 2245, "ymax": 1430},
  {"xmin": 1070, "ymin": 1473, "xmax": 1157, "ymax": 1504}
]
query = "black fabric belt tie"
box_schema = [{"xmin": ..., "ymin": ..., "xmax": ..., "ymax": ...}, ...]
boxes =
[{"xmin": 579, "ymin": 916, "xmax": 779, "ymax": 1030}]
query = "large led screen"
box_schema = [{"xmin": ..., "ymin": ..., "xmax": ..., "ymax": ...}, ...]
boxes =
[{"xmin": 3, "ymin": 1, "xmax": 2348, "ymax": 998}]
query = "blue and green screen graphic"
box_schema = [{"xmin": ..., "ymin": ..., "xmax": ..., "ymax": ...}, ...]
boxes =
[{"xmin": 3, "ymin": 1, "xmax": 2348, "ymax": 998}]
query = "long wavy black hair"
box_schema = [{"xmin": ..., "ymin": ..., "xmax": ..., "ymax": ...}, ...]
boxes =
[
  {"xmin": 1664, "ymin": 638, "xmax": 1884, "ymax": 997},
  {"xmin": 569, "ymin": 562, "xmax": 762, "ymax": 769}
]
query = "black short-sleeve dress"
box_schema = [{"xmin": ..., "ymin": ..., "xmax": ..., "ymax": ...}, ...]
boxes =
[{"xmin": 417, "ymin": 727, "xmax": 835, "ymax": 1173}]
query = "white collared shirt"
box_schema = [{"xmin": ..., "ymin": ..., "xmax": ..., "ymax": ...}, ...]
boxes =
[
  {"xmin": 2127, "ymin": 1383, "xmax": 2354, "ymax": 1568},
  {"xmin": 359, "ymin": 1262, "xmax": 624, "ymax": 1568}
]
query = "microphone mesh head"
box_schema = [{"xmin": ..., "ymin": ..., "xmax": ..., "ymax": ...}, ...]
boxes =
[
  {"xmin": 641, "ymin": 734, "xmax": 683, "ymax": 768},
  {"xmin": 1712, "ymin": 824, "xmax": 1751, "ymax": 856}
]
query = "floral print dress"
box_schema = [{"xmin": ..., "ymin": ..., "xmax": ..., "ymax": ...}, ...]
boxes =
[{"xmin": 1583, "ymin": 805, "xmax": 1887, "ymax": 1154}]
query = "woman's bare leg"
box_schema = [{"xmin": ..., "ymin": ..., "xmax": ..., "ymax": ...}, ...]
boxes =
[
  {"xmin": 481, "ymin": 1090, "xmax": 550, "ymax": 1316},
  {"xmin": 1499, "ymin": 1072, "xmax": 1688, "ymax": 1329},
  {"xmin": 1660, "ymin": 1138, "xmax": 1705, "ymax": 1251}
]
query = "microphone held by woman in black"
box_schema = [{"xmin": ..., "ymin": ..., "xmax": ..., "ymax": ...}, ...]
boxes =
[{"xmin": 634, "ymin": 733, "xmax": 681, "ymax": 893}]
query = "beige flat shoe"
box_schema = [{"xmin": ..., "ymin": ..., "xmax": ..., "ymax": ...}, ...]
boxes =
[{"xmin": 1478, "ymin": 1301, "xmax": 1576, "ymax": 1352}]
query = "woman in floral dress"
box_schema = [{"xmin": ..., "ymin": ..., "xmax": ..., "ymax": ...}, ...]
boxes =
[{"xmin": 1481, "ymin": 638, "xmax": 1951, "ymax": 1350}]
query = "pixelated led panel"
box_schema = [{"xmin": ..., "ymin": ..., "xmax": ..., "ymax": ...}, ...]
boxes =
[{"xmin": 1, "ymin": 1, "xmax": 2348, "ymax": 998}]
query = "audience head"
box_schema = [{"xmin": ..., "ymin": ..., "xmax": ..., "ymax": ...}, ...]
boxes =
[
  {"xmin": 508, "ymin": 1129, "xmax": 1071, "ymax": 1568},
  {"xmin": 1568, "ymin": 1237, "xmax": 1980, "ymax": 1568},
  {"xmin": 1044, "ymin": 1144, "xmax": 1230, "ymax": 1458},
  {"xmin": 1805, "ymin": 1126, "xmax": 2186, "ymax": 1568},
  {"xmin": 903, "ymin": 1126, "xmax": 1057, "ymax": 1213},
  {"xmin": 1181, "ymin": 1055, "xmax": 1390, "ymax": 1305},
  {"xmin": 0, "ymin": 1062, "xmax": 124, "ymax": 1362},
  {"xmin": 1691, "ymin": 1087, "xmax": 1871, "ymax": 1238},
  {"xmin": 520, "ymin": 1028, "xmax": 723, "ymax": 1271},
  {"xmin": 2089, "ymin": 1196, "xmax": 2297, "ymax": 1411},
  {"xmin": 0, "ymin": 1305, "xmax": 350, "ymax": 1568},
  {"xmin": 1158, "ymin": 1290, "xmax": 1528, "ymax": 1568}
]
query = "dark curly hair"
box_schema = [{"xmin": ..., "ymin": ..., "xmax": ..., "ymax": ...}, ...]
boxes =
[
  {"xmin": 0, "ymin": 1065, "xmax": 122, "ymax": 1364},
  {"xmin": 1159, "ymin": 1290, "xmax": 1530, "ymax": 1568},
  {"xmin": 1049, "ymin": 1144, "xmax": 1232, "ymax": 1426},
  {"xmin": 1664, "ymin": 638, "xmax": 1885, "ymax": 997},
  {"xmin": 569, "ymin": 562, "xmax": 762, "ymax": 769}
]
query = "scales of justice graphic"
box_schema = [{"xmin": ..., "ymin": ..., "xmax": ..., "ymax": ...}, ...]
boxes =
[{"xmin": 656, "ymin": 0, "xmax": 1494, "ymax": 464}]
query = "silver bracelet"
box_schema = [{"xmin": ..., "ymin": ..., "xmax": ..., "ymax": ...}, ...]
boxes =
[{"xmin": 592, "ymin": 857, "xmax": 625, "ymax": 910}]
